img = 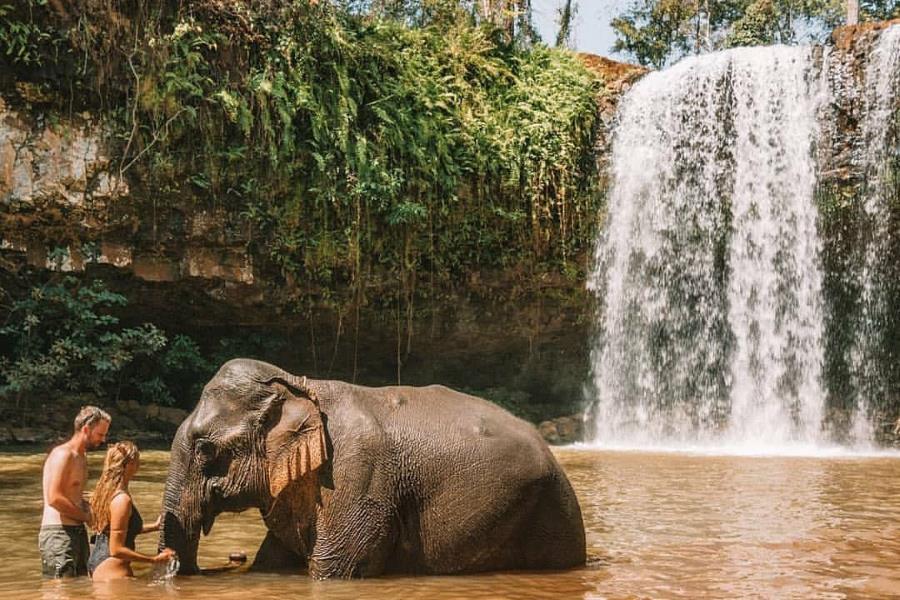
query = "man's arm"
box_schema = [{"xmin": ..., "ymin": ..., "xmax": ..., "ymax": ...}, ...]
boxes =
[{"xmin": 45, "ymin": 450, "xmax": 91, "ymax": 523}]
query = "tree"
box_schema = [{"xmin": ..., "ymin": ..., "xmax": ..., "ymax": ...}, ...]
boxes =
[
  {"xmin": 847, "ymin": 0, "xmax": 859, "ymax": 23},
  {"xmin": 352, "ymin": 0, "xmax": 538, "ymax": 44},
  {"xmin": 860, "ymin": 0, "xmax": 899, "ymax": 19},
  {"xmin": 556, "ymin": 0, "xmax": 577, "ymax": 48},
  {"xmin": 611, "ymin": 0, "xmax": 844, "ymax": 68},
  {"xmin": 0, "ymin": 277, "xmax": 211, "ymax": 407}
]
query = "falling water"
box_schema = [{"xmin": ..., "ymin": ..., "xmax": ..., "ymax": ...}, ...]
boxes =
[
  {"xmin": 590, "ymin": 28, "xmax": 900, "ymax": 450},
  {"xmin": 846, "ymin": 26, "xmax": 900, "ymax": 445},
  {"xmin": 588, "ymin": 46, "xmax": 828, "ymax": 449}
]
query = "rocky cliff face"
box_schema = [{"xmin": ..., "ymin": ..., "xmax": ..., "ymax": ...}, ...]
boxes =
[
  {"xmin": 0, "ymin": 52, "xmax": 643, "ymax": 428},
  {"xmin": 0, "ymin": 97, "xmax": 256, "ymax": 297},
  {"xmin": 814, "ymin": 20, "xmax": 900, "ymax": 423},
  {"xmin": 818, "ymin": 20, "xmax": 900, "ymax": 183},
  {"xmin": 1, "ymin": 53, "xmax": 645, "ymax": 303}
]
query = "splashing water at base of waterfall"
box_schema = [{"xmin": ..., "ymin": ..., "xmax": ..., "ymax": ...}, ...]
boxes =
[{"xmin": 588, "ymin": 27, "xmax": 900, "ymax": 453}]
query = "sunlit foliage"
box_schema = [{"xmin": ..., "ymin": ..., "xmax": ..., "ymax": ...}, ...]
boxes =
[
  {"xmin": 1, "ymin": 0, "xmax": 602, "ymax": 310},
  {"xmin": 0, "ymin": 277, "xmax": 211, "ymax": 405},
  {"xmin": 611, "ymin": 0, "xmax": 845, "ymax": 68}
]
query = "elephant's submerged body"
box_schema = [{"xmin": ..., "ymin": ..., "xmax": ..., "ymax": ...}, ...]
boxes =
[
  {"xmin": 304, "ymin": 380, "xmax": 585, "ymax": 576},
  {"xmin": 161, "ymin": 359, "xmax": 585, "ymax": 579}
]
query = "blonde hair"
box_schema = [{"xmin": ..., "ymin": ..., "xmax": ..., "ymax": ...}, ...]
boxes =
[
  {"xmin": 90, "ymin": 441, "xmax": 140, "ymax": 533},
  {"xmin": 74, "ymin": 406, "xmax": 111, "ymax": 432}
]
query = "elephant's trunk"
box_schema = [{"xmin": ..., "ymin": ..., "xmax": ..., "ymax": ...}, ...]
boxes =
[{"xmin": 159, "ymin": 421, "xmax": 201, "ymax": 574}]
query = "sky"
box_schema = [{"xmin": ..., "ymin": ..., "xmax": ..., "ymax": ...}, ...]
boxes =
[{"xmin": 530, "ymin": 0, "xmax": 629, "ymax": 58}]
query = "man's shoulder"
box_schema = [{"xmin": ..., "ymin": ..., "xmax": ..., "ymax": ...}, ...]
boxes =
[{"xmin": 45, "ymin": 443, "xmax": 80, "ymax": 466}]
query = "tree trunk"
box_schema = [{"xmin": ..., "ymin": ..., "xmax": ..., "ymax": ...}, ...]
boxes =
[
  {"xmin": 847, "ymin": 0, "xmax": 859, "ymax": 25},
  {"xmin": 556, "ymin": 0, "xmax": 574, "ymax": 48}
]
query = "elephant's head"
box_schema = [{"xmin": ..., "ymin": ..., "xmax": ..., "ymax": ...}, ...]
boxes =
[{"xmin": 159, "ymin": 359, "xmax": 328, "ymax": 574}]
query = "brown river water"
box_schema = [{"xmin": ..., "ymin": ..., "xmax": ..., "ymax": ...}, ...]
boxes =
[{"xmin": 1, "ymin": 447, "xmax": 899, "ymax": 599}]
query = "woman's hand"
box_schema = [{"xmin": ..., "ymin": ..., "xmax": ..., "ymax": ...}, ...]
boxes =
[
  {"xmin": 151, "ymin": 548, "xmax": 177, "ymax": 564},
  {"xmin": 142, "ymin": 513, "xmax": 162, "ymax": 534}
]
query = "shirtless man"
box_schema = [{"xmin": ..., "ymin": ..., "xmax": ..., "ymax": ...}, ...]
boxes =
[{"xmin": 39, "ymin": 406, "xmax": 111, "ymax": 578}]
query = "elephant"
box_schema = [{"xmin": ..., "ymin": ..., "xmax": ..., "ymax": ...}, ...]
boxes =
[{"xmin": 159, "ymin": 358, "xmax": 585, "ymax": 579}]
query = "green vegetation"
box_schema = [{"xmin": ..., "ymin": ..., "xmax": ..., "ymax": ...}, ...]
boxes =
[
  {"xmin": 611, "ymin": 0, "xmax": 845, "ymax": 68},
  {"xmin": 612, "ymin": 0, "xmax": 899, "ymax": 69},
  {"xmin": 0, "ymin": 274, "xmax": 585, "ymax": 423},
  {"xmin": 860, "ymin": 0, "xmax": 900, "ymax": 20},
  {"xmin": 0, "ymin": 1, "xmax": 603, "ymax": 423},
  {"xmin": 1, "ymin": 0, "xmax": 603, "ymax": 310},
  {"xmin": 0, "ymin": 277, "xmax": 212, "ymax": 407},
  {"xmin": 0, "ymin": 1, "xmax": 62, "ymax": 66}
]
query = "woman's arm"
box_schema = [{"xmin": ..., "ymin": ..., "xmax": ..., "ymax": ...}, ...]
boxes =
[
  {"xmin": 107, "ymin": 495, "xmax": 174, "ymax": 564},
  {"xmin": 141, "ymin": 514, "xmax": 161, "ymax": 534}
]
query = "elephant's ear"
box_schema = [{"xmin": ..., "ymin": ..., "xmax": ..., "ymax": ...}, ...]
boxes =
[{"xmin": 261, "ymin": 377, "xmax": 329, "ymax": 500}]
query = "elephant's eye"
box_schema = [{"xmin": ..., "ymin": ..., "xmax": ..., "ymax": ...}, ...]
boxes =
[{"xmin": 195, "ymin": 438, "xmax": 216, "ymax": 461}]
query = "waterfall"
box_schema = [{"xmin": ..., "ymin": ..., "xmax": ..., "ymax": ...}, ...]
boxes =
[
  {"xmin": 589, "ymin": 27, "xmax": 900, "ymax": 450},
  {"xmin": 846, "ymin": 26, "xmax": 900, "ymax": 446},
  {"xmin": 588, "ymin": 45, "xmax": 829, "ymax": 449}
]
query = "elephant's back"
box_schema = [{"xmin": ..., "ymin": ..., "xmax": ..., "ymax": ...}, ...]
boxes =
[
  {"xmin": 316, "ymin": 379, "xmax": 539, "ymax": 439},
  {"xmin": 316, "ymin": 379, "xmax": 561, "ymax": 484},
  {"xmin": 311, "ymin": 378, "xmax": 585, "ymax": 573},
  {"xmin": 373, "ymin": 383, "xmax": 569, "ymax": 497},
  {"xmin": 364, "ymin": 383, "xmax": 547, "ymax": 460}
]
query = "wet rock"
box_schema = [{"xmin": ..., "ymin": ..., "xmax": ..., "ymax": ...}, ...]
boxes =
[
  {"xmin": 132, "ymin": 255, "xmax": 182, "ymax": 282},
  {"xmin": 157, "ymin": 407, "xmax": 188, "ymax": 427},
  {"xmin": 831, "ymin": 19, "xmax": 900, "ymax": 51},
  {"xmin": 98, "ymin": 242, "xmax": 133, "ymax": 268},
  {"xmin": 112, "ymin": 413, "xmax": 140, "ymax": 432},
  {"xmin": 539, "ymin": 414, "xmax": 585, "ymax": 445},
  {"xmin": 818, "ymin": 19, "xmax": 900, "ymax": 186},
  {"xmin": 117, "ymin": 429, "xmax": 168, "ymax": 445},
  {"xmin": 115, "ymin": 399, "xmax": 142, "ymax": 414},
  {"xmin": 0, "ymin": 98, "xmax": 128, "ymax": 209},
  {"xmin": 576, "ymin": 54, "xmax": 649, "ymax": 177},
  {"xmin": 577, "ymin": 54, "xmax": 648, "ymax": 97},
  {"xmin": 184, "ymin": 247, "xmax": 254, "ymax": 284},
  {"xmin": 10, "ymin": 427, "xmax": 54, "ymax": 444}
]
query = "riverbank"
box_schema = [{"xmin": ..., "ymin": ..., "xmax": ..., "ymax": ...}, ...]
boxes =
[
  {"xmin": 0, "ymin": 390, "xmax": 588, "ymax": 447},
  {"xmin": 0, "ymin": 393, "xmax": 187, "ymax": 447}
]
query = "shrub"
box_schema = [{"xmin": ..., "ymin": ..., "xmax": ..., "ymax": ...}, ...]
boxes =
[{"xmin": 0, "ymin": 277, "xmax": 211, "ymax": 407}]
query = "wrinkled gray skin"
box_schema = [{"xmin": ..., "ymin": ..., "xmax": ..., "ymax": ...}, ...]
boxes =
[{"xmin": 160, "ymin": 358, "xmax": 585, "ymax": 579}]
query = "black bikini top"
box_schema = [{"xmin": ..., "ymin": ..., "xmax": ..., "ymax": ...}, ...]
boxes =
[{"xmin": 105, "ymin": 491, "xmax": 144, "ymax": 549}]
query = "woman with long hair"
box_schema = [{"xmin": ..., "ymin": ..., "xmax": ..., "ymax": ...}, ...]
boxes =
[{"xmin": 88, "ymin": 441, "xmax": 175, "ymax": 580}]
